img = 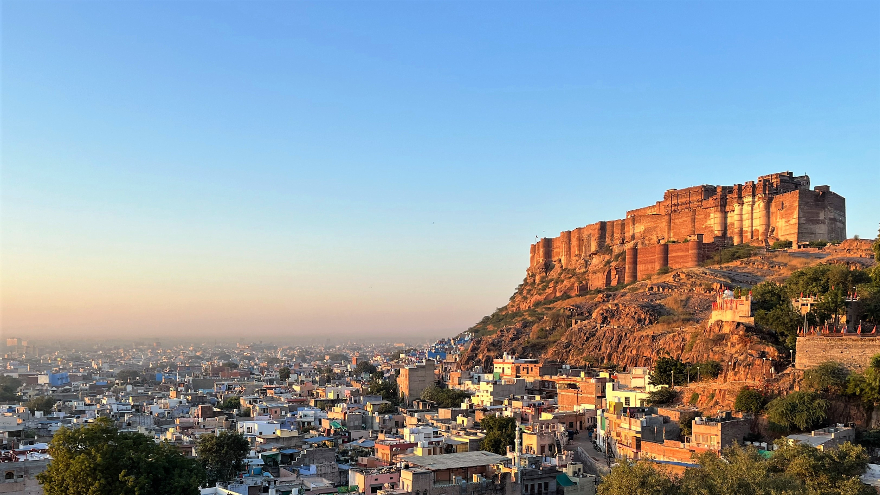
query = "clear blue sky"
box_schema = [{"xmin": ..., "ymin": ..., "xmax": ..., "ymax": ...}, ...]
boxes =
[{"xmin": 3, "ymin": 1, "xmax": 878, "ymax": 341}]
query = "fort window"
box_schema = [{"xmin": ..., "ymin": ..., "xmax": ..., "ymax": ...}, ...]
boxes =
[{"xmin": 4, "ymin": 472, "xmax": 13, "ymax": 480}]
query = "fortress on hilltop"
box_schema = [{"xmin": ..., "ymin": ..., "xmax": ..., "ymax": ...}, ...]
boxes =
[{"xmin": 529, "ymin": 172, "xmax": 846, "ymax": 285}]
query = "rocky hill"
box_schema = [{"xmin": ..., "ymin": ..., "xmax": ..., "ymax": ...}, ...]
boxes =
[{"xmin": 458, "ymin": 239, "xmax": 878, "ymax": 412}]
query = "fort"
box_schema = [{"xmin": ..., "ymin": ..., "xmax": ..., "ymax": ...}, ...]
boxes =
[{"xmin": 528, "ymin": 172, "xmax": 845, "ymax": 284}]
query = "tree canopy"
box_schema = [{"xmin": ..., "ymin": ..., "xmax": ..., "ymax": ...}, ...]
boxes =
[
  {"xmin": 802, "ymin": 361, "xmax": 850, "ymax": 395},
  {"xmin": 751, "ymin": 264, "xmax": 880, "ymax": 345},
  {"xmin": 279, "ymin": 367, "xmax": 291, "ymax": 381},
  {"xmin": 765, "ymin": 391, "xmax": 829, "ymax": 433},
  {"xmin": 196, "ymin": 430, "xmax": 250, "ymax": 486},
  {"xmin": 421, "ymin": 385, "xmax": 470, "ymax": 408},
  {"xmin": 218, "ymin": 395, "xmax": 242, "ymax": 411},
  {"xmin": 649, "ymin": 357, "xmax": 721, "ymax": 386},
  {"xmin": 598, "ymin": 442, "xmax": 873, "ymax": 495},
  {"xmin": 646, "ymin": 387, "xmax": 678, "ymax": 406},
  {"xmin": 26, "ymin": 396, "xmax": 57, "ymax": 415},
  {"xmin": 479, "ymin": 416, "xmax": 516, "ymax": 455},
  {"xmin": 368, "ymin": 377, "xmax": 401, "ymax": 406},
  {"xmin": 733, "ymin": 387, "xmax": 766, "ymax": 414},
  {"xmin": 37, "ymin": 418, "xmax": 204, "ymax": 495},
  {"xmin": 0, "ymin": 376, "xmax": 22, "ymax": 401},
  {"xmin": 354, "ymin": 361, "xmax": 379, "ymax": 376}
]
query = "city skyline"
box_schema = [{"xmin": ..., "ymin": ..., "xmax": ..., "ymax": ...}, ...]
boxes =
[{"xmin": 3, "ymin": 1, "xmax": 879, "ymax": 340}]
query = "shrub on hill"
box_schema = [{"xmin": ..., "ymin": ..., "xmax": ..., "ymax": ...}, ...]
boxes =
[
  {"xmin": 701, "ymin": 244, "xmax": 757, "ymax": 266},
  {"xmin": 734, "ymin": 387, "xmax": 766, "ymax": 414},
  {"xmin": 803, "ymin": 361, "xmax": 850, "ymax": 395},
  {"xmin": 771, "ymin": 240, "xmax": 793, "ymax": 250},
  {"xmin": 646, "ymin": 387, "xmax": 678, "ymax": 406}
]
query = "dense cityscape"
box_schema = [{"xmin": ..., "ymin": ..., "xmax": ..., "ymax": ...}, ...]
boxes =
[{"xmin": 3, "ymin": 228, "xmax": 880, "ymax": 494}]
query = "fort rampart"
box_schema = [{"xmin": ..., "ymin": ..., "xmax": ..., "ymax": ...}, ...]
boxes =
[
  {"xmin": 529, "ymin": 172, "xmax": 845, "ymax": 284},
  {"xmin": 795, "ymin": 336, "xmax": 880, "ymax": 372}
]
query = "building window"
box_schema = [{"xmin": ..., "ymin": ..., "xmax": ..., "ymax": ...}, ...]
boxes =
[{"xmin": 624, "ymin": 397, "xmax": 630, "ymax": 407}]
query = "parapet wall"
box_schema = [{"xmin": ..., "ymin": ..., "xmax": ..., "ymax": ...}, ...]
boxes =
[
  {"xmin": 529, "ymin": 172, "xmax": 846, "ymax": 271},
  {"xmin": 795, "ymin": 336, "xmax": 880, "ymax": 372}
]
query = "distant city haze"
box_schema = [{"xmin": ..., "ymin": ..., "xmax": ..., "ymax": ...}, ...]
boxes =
[{"xmin": 2, "ymin": 1, "xmax": 878, "ymax": 340}]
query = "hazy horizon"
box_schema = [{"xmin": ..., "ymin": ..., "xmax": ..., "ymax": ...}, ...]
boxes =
[{"xmin": 3, "ymin": 1, "xmax": 879, "ymax": 340}]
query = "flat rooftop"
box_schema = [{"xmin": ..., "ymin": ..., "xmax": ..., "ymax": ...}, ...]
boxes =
[{"xmin": 400, "ymin": 451, "xmax": 509, "ymax": 470}]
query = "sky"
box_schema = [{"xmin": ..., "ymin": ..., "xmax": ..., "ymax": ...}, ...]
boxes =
[{"xmin": 2, "ymin": 1, "xmax": 879, "ymax": 342}]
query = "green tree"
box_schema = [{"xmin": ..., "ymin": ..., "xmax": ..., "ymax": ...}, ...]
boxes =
[
  {"xmin": 802, "ymin": 361, "xmax": 850, "ymax": 395},
  {"xmin": 26, "ymin": 396, "xmax": 57, "ymax": 414},
  {"xmin": 222, "ymin": 361, "xmax": 238, "ymax": 369},
  {"xmin": 479, "ymin": 416, "xmax": 516, "ymax": 455},
  {"xmin": 421, "ymin": 385, "xmax": 471, "ymax": 408},
  {"xmin": 37, "ymin": 417, "xmax": 204, "ymax": 495},
  {"xmin": 279, "ymin": 367, "xmax": 291, "ymax": 381},
  {"xmin": 765, "ymin": 391, "xmax": 828, "ymax": 433},
  {"xmin": 598, "ymin": 460, "xmax": 678, "ymax": 495},
  {"xmin": 768, "ymin": 441, "xmax": 873, "ymax": 495},
  {"xmin": 873, "ymin": 224, "xmax": 880, "ymax": 261},
  {"xmin": 691, "ymin": 360, "xmax": 722, "ymax": 380},
  {"xmin": 679, "ymin": 416, "xmax": 692, "ymax": 437},
  {"xmin": 754, "ymin": 304, "xmax": 801, "ymax": 348},
  {"xmin": 649, "ymin": 357, "xmax": 688, "ymax": 386},
  {"xmin": 0, "ymin": 376, "xmax": 22, "ymax": 401},
  {"xmin": 733, "ymin": 388, "xmax": 766, "ymax": 414},
  {"xmin": 196, "ymin": 430, "xmax": 250, "ymax": 486},
  {"xmin": 751, "ymin": 282, "xmax": 787, "ymax": 313},
  {"xmin": 847, "ymin": 354, "xmax": 880, "ymax": 411},
  {"xmin": 646, "ymin": 387, "xmax": 678, "ymax": 406},
  {"xmin": 354, "ymin": 361, "xmax": 378, "ymax": 376},
  {"xmin": 679, "ymin": 445, "xmax": 797, "ymax": 495},
  {"xmin": 368, "ymin": 378, "xmax": 401, "ymax": 406},
  {"xmin": 376, "ymin": 403, "xmax": 396, "ymax": 414},
  {"xmin": 814, "ymin": 287, "xmax": 846, "ymax": 326},
  {"xmin": 599, "ymin": 442, "xmax": 874, "ymax": 495},
  {"xmin": 218, "ymin": 396, "xmax": 241, "ymax": 410}
]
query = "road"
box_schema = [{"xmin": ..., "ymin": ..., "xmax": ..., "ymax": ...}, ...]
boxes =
[{"xmin": 567, "ymin": 433, "xmax": 611, "ymax": 477}]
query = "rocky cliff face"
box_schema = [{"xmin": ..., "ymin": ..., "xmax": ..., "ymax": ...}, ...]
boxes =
[
  {"xmin": 463, "ymin": 269, "xmax": 787, "ymax": 380},
  {"xmin": 460, "ymin": 238, "xmax": 878, "ymax": 414},
  {"xmin": 459, "ymin": 252, "xmax": 808, "ymax": 411}
]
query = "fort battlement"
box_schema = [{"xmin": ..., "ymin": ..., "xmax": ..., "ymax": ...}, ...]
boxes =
[{"xmin": 529, "ymin": 172, "xmax": 846, "ymax": 283}]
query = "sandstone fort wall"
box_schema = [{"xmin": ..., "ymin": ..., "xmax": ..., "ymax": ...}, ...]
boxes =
[
  {"xmin": 529, "ymin": 172, "xmax": 846, "ymax": 283},
  {"xmin": 795, "ymin": 336, "xmax": 880, "ymax": 372}
]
